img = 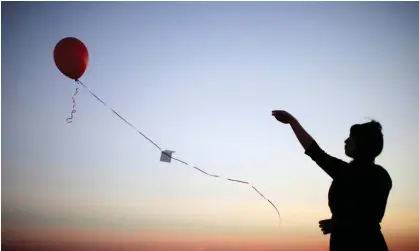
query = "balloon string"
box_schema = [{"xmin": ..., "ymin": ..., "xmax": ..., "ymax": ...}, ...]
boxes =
[
  {"xmin": 66, "ymin": 86, "xmax": 79, "ymax": 123},
  {"xmin": 76, "ymin": 80, "xmax": 281, "ymax": 225}
]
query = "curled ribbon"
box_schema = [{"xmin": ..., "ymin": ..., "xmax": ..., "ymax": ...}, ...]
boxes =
[{"xmin": 66, "ymin": 86, "xmax": 79, "ymax": 123}]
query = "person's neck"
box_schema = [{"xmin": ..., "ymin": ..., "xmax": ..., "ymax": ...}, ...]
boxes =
[{"xmin": 352, "ymin": 157, "xmax": 375, "ymax": 165}]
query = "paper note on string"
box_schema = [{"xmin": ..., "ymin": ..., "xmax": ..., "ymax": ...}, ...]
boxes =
[{"xmin": 160, "ymin": 150, "xmax": 175, "ymax": 163}]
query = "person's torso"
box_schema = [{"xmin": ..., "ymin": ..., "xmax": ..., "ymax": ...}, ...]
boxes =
[{"xmin": 328, "ymin": 163, "xmax": 391, "ymax": 225}]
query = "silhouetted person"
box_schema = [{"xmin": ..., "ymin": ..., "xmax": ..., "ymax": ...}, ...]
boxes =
[{"xmin": 272, "ymin": 110, "xmax": 392, "ymax": 251}]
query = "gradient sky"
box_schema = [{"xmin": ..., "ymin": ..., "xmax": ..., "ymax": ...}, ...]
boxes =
[{"xmin": 2, "ymin": 2, "xmax": 419, "ymax": 251}]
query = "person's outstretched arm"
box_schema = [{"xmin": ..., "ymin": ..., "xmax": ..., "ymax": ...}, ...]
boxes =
[
  {"xmin": 272, "ymin": 110, "xmax": 348, "ymax": 179},
  {"xmin": 288, "ymin": 117, "xmax": 314, "ymax": 151}
]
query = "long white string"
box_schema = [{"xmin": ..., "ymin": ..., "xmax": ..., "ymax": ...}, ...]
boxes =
[{"xmin": 74, "ymin": 79, "xmax": 281, "ymax": 226}]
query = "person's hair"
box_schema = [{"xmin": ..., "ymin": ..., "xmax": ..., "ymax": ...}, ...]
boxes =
[{"xmin": 349, "ymin": 120, "xmax": 384, "ymax": 160}]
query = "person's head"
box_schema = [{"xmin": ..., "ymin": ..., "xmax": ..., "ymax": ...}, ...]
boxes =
[{"xmin": 344, "ymin": 120, "xmax": 383, "ymax": 162}]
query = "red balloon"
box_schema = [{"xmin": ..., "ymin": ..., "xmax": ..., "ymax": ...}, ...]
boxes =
[{"xmin": 54, "ymin": 37, "xmax": 89, "ymax": 80}]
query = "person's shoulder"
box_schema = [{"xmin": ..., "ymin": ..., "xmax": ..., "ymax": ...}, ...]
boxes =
[
  {"xmin": 375, "ymin": 164, "xmax": 391, "ymax": 178},
  {"xmin": 374, "ymin": 164, "xmax": 392, "ymax": 188}
]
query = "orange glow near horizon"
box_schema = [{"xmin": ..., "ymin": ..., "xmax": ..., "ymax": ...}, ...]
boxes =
[{"xmin": 3, "ymin": 226, "xmax": 419, "ymax": 251}]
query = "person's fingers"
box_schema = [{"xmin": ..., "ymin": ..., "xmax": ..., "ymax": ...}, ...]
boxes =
[
  {"xmin": 320, "ymin": 224, "xmax": 331, "ymax": 231},
  {"xmin": 273, "ymin": 116, "xmax": 285, "ymax": 122},
  {"xmin": 319, "ymin": 219, "xmax": 333, "ymax": 235}
]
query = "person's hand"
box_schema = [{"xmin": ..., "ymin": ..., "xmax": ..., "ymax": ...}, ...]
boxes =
[
  {"xmin": 271, "ymin": 110, "xmax": 295, "ymax": 124},
  {"xmin": 319, "ymin": 219, "xmax": 334, "ymax": 235}
]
